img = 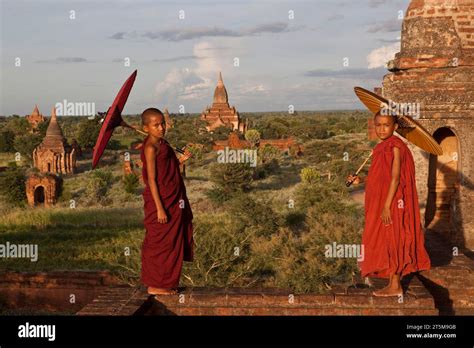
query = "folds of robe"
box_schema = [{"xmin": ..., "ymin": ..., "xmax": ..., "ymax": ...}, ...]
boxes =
[
  {"xmin": 360, "ymin": 135, "xmax": 431, "ymax": 279},
  {"xmin": 140, "ymin": 137, "xmax": 194, "ymax": 288}
]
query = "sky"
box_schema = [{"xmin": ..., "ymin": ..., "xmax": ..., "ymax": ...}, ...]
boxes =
[{"xmin": 0, "ymin": 0, "xmax": 410, "ymax": 116}]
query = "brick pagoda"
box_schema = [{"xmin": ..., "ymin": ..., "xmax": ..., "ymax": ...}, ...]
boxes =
[
  {"xmin": 201, "ymin": 72, "xmax": 246, "ymax": 133},
  {"xmin": 25, "ymin": 105, "xmax": 45, "ymax": 131},
  {"xmin": 27, "ymin": 107, "xmax": 77, "ymax": 206}
]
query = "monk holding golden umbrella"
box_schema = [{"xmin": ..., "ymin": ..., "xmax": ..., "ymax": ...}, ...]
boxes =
[{"xmin": 348, "ymin": 87, "xmax": 441, "ymax": 297}]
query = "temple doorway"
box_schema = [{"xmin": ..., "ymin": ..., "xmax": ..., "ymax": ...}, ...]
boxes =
[
  {"xmin": 34, "ymin": 186, "xmax": 45, "ymax": 205},
  {"xmin": 425, "ymin": 128, "xmax": 460, "ymax": 232}
]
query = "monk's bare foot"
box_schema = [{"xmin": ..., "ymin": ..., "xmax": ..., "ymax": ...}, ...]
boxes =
[
  {"xmin": 373, "ymin": 287, "xmax": 403, "ymax": 297},
  {"xmin": 147, "ymin": 287, "xmax": 177, "ymax": 295}
]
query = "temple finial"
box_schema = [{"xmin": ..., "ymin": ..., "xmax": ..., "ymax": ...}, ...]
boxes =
[
  {"xmin": 51, "ymin": 106, "xmax": 57, "ymax": 120},
  {"xmin": 217, "ymin": 72, "xmax": 224, "ymax": 87}
]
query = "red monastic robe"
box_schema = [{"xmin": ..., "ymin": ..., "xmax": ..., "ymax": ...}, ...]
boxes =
[
  {"xmin": 360, "ymin": 135, "xmax": 431, "ymax": 279},
  {"xmin": 140, "ymin": 136, "xmax": 193, "ymax": 288}
]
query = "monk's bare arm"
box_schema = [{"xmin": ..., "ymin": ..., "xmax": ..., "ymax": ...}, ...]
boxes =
[
  {"xmin": 381, "ymin": 147, "xmax": 401, "ymax": 224},
  {"xmin": 145, "ymin": 144, "xmax": 166, "ymax": 218}
]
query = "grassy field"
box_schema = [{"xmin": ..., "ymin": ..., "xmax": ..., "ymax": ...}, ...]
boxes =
[
  {"xmin": 0, "ymin": 152, "xmax": 27, "ymax": 167},
  {"xmin": 0, "ymin": 111, "xmax": 373, "ymax": 292}
]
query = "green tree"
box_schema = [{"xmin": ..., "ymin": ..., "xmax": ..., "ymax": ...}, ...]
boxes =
[
  {"xmin": 0, "ymin": 167, "xmax": 26, "ymax": 206},
  {"xmin": 211, "ymin": 126, "xmax": 233, "ymax": 141},
  {"xmin": 36, "ymin": 121, "xmax": 48, "ymax": 138},
  {"xmin": 3, "ymin": 116, "xmax": 29, "ymax": 135},
  {"xmin": 0, "ymin": 130, "xmax": 15, "ymax": 152},
  {"xmin": 76, "ymin": 117, "xmax": 100, "ymax": 149},
  {"xmin": 13, "ymin": 134, "xmax": 42, "ymax": 161},
  {"xmin": 86, "ymin": 169, "xmax": 114, "ymax": 203},
  {"xmin": 244, "ymin": 129, "xmax": 260, "ymax": 148},
  {"xmin": 206, "ymin": 163, "xmax": 254, "ymax": 203},
  {"xmin": 210, "ymin": 163, "xmax": 253, "ymax": 193},
  {"xmin": 258, "ymin": 144, "xmax": 280, "ymax": 164}
]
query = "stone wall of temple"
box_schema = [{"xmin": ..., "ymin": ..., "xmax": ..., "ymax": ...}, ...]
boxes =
[
  {"xmin": 381, "ymin": 0, "xmax": 474, "ymax": 249},
  {"xmin": 26, "ymin": 174, "xmax": 60, "ymax": 207}
]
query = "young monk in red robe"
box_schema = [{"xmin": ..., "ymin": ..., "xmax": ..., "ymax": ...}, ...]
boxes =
[
  {"xmin": 347, "ymin": 112, "xmax": 431, "ymax": 296},
  {"xmin": 140, "ymin": 108, "xmax": 194, "ymax": 295}
]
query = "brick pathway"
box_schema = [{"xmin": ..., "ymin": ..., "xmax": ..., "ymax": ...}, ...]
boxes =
[
  {"xmin": 77, "ymin": 277, "xmax": 436, "ymax": 316},
  {"xmin": 417, "ymin": 231, "xmax": 474, "ymax": 315},
  {"xmin": 77, "ymin": 230, "xmax": 474, "ymax": 316}
]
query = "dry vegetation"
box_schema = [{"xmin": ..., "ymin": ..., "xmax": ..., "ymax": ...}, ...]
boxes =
[{"xmin": 0, "ymin": 110, "xmax": 374, "ymax": 292}]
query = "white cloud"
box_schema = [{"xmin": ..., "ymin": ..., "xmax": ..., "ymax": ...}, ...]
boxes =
[
  {"xmin": 238, "ymin": 84, "xmax": 268, "ymax": 94},
  {"xmin": 155, "ymin": 41, "xmax": 243, "ymax": 107},
  {"xmin": 366, "ymin": 42, "xmax": 400, "ymax": 69}
]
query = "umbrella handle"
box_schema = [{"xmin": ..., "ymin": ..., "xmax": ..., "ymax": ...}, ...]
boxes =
[
  {"xmin": 120, "ymin": 121, "xmax": 187, "ymax": 155},
  {"xmin": 120, "ymin": 120, "xmax": 148, "ymax": 136},
  {"xmin": 345, "ymin": 151, "xmax": 372, "ymax": 187},
  {"xmin": 130, "ymin": 127, "xmax": 148, "ymax": 137}
]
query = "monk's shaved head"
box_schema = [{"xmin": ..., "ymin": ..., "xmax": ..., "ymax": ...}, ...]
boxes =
[
  {"xmin": 141, "ymin": 108, "xmax": 164, "ymax": 125},
  {"xmin": 374, "ymin": 111, "xmax": 398, "ymax": 124}
]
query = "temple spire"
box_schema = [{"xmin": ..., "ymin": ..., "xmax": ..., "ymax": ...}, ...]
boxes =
[
  {"xmin": 201, "ymin": 71, "xmax": 243, "ymax": 132},
  {"xmin": 45, "ymin": 106, "xmax": 64, "ymax": 138},
  {"xmin": 51, "ymin": 106, "xmax": 57, "ymax": 120},
  {"xmin": 213, "ymin": 72, "xmax": 228, "ymax": 104}
]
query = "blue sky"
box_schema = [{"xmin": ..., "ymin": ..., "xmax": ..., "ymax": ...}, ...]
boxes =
[{"xmin": 0, "ymin": 0, "xmax": 410, "ymax": 116}]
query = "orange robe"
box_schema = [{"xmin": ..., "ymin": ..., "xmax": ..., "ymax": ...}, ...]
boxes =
[
  {"xmin": 360, "ymin": 135, "xmax": 430, "ymax": 279},
  {"xmin": 140, "ymin": 137, "xmax": 194, "ymax": 289}
]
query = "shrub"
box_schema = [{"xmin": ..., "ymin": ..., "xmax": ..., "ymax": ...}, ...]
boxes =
[
  {"xmin": 106, "ymin": 139, "xmax": 122, "ymax": 150},
  {"xmin": 209, "ymin": 163, "xmax": 253, "ymax": 194},
  {"xmin": 181, "ymin": 214, "xmax": 259, "ymax": 287},
  {"xmin": 3, "ymin": 116, "xmax": 30, "ymax": 135},
  {"xmin": 86, "ymin": 169, "xmax": 114, "ymax": 204},
  {"xmin": 123, "ymin": 173, "xmax": 139, "ymax": 194},
  {"xmin": 295, "ymin": 181, "xmax": 349, "ymax": 211},
  {"xmin": 0, "ymin": 130, "xmax": 15, "ymax": 152},
  {"xmin": 244, "ymin": 129, "xmax": 260, "ymax": 148},
  {"xmin": 258, "ymin": 144, "xmax": 280, "ymax": 164},
  {"xmin": 204, "ymin": 186, "xmax": 230, "ymax": 205},
  {"xmin": 252, "ymin": 158, "xmax": 280, "ymax": 180},
  {"xmin": 0, "ymin": 167, "xmax": 26, "ymax": 207},
  {"xmin": 225, "ymin": 193, "xmax": 279, "ymax": 237},
  {"xmin": 300, "ymin": 167, "xmax": 320, "ymax": 184},
  {"xmin": 76, "ymin": 117, "xmax": 100, "ymax": 149},
  {"xmin": 13, "ymin": 134, "xmax": 42, "ymax": 161}
]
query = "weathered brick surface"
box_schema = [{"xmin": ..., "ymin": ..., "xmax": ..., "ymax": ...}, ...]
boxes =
[
  {"xmin": 418, "ymin": 232, "xmax": 474, "ymax": 315},
  {"xmin": 381, "ymin": 0, "xmax": 474, "ymax": 249},
  {"xmin": 77, "ymin": 279, "xmax": 437, "ymax": 316},
  {"xmin": 76, "ymin": 287, "xmax": 138, "ymax": 316},
  {"xmin": 0, "ymin": 271, "xmax": 123, "ymax": 314}
]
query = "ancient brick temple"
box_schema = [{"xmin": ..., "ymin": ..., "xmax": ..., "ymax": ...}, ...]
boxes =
[
  {"xmin": 25, "ymin": 174, "xmax": 61, "ymax": 207},
  {"xmin": 201, "ymin": 72, "xmax": 246, "ymax": 133},
  {"xmin": 25, "ymin": 105, "xmax": 45, "ymax": 131},
  {"xmin": 380, "ymin": 0, "xmax": 474, "ymax": 249},
  {"xmin": 32, "ymin": 107, "xmax": 76, "ymax": 174},
  {"xmin": 27, "ymin": 107, "xmax": 76, "ymax": 206}
]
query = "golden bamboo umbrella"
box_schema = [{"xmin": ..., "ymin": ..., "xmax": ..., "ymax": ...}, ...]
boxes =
[{"xmin": 354, "ymin": 86, "xmax": 443, "ymax": 156}]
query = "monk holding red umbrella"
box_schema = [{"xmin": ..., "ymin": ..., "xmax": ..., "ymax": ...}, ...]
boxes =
[
  {"xmin": 140, "ymin": 107, "xmax": 193, "ymax": 295},
  {"xmin": 92, "ymin": 71, "xmax": 193, "ymax": 295}
]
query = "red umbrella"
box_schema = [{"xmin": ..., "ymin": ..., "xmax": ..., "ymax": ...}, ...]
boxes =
[
  {"xmin": 92, "ymin": 69, "xmax": 185, "ymax": 169},
  {"xmin": 92, "ymin": 70, "xmax": 144, "ymax": 169}
]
